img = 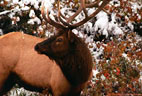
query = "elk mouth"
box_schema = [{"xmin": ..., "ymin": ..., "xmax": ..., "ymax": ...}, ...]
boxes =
[
  {"xmin": 35, "ymin": 44, "xmax": 45, "ymax": 54},
  {"xmin": 35, "ymin": 44, "xmax": 51, "ymax": 57}
]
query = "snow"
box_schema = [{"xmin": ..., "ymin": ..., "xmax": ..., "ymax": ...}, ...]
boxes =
[
  {"xmin": 12, "ymin": 0, "xmax": 19, "ymax": 4},
  {"xmin": 7, "ymin": 87, "xmax": 40, "ymax": 96},
  {"xmin": 93, "ymin": 70, "xmax": 99, "ymax": 78},
  {"xmin": 5, "ymin": 0, "xmax": 124, "ymax": 38},
  {"xmin": 45, "ymin": 30, "xmax": 54, "ymax": 37},
  {"xmin": 92, "ymin": 69, "xmax": 99, "ymax": 84},
  {"xmin": 94, "ymin": 12, "xmax": 123, "ymax": 37},
  {"xmin": 42, "ymin": 0, "xmax": 53, "ymax": 11},
  {"xmin": 95, "ymin": 12, "xmax": 108, "ymax": 34},
  {"xmin": 21, "ymin": 6, "xmax": 30, "ymax": 11},
  {"xmin": 139, "ymin": 72, "xmax": 142, "ymax": 83},
  {"xmin": 12, "ymin": 0, "xmax": 42, "ymax": 9},
  {"xmin": 1, "ymin": 0, "xmax": 142, "ymax": 95},
  {"xmin": 0, "ymin": 29, "xmax": 3, "ymax": 35},
  {"xmin": 93, "ymin": 44, "xmax": 104, "ymax": 64},
  {"xmin": 88, "ymin": 8, "xmax": 96, "ymax": 15},
  {"xmin": 72, "ymin": 29, "xmax": 79, "ymax": 35},
  {"xmin": 27, "ymin": 17, "xmax": 41, "ymax": 25},
  {"xmin": 29, "ymin": 9, "xmax": 36, "ymax": 18},
  {"xmin": 131, "ymin": 2, "xmax": 141, "ymax": 12},
  {"xmin": 84, "ymin": 22, "xmax": 93, "ymax": 34},
  {"xmin": 0, "ymin": 10, "xmax": 11, "ymax": 15},
  {"xmin": 122, "ymin": 53, "xmax": 130, "ymax": 61},
  {"xmin": 101, "ymin": 74, "xmax": 106, "ymax": 81},
  {"xmin": 127, "ymin": 21, "xmax": 134, "ymax": 31}
]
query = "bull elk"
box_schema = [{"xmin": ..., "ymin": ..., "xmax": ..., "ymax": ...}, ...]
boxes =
[{"xmin": 0, "ymin": 0, "xmax": 110, "ymax": 95}]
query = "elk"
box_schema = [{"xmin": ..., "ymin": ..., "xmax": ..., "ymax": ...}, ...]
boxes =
[{"xmin": 0, "ymin": 0, "xmax": 110, "ymax": 96}]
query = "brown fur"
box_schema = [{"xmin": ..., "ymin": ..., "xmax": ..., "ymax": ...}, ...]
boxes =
[
  {"xmin": 35, "ymin": 30, "xmax": 93, "ymax": 85},
  {"xmin": 0, "ymin": 31, "xmax": 93, "ymax": 96}
]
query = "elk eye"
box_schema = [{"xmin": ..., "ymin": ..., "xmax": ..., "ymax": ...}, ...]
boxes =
[{"xmin": 56, "ymin": 38, "xmax": 63, "ymax": 42}]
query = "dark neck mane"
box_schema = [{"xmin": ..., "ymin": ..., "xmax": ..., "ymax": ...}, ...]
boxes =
[{"xmin": 55, "ymin": 39, "xmax": 93, "ymax": 85}]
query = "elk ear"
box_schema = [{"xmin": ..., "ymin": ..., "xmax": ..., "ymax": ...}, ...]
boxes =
[{"xmin": 68, "ymin": 30, "xmax": 74, "ymax": 43}]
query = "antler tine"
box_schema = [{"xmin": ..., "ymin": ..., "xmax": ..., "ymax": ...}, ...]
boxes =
[
  {"xmin": 57, "ymin": 0, "xmax": 99, "ymax": 29},
  {"xmin": 81, "ymin": 0, "xmax": 88, "ymax": 18},
  {"xmin": 70, "ymin": 0, "xmax": 111, "ymax": 28},
  {"xmin": 66, "ymin": 0, "xmax": 100, "ymax": 24},
  {"xmin": 41, "ymin": 5, "xmax": 66, "ymax": 29},
  {"xmin": 86, "ymin": 0, "xmax": 100, "ymax": 8},
  {"xmin": 57, "ymin": 0, "xmax": 73, "ymax": 28},
  {"xmin": 41, "ymin": 0, "xmax": 110, "ymax": 30}
]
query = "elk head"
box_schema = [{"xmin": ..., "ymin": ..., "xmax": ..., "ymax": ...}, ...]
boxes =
[
  {"xmin": 35, "ymin": 30, "xmax": 76, "ymax": 59},
  {"xmin": 35, "ymin": 0, "xmax": 110, "ymax": 57},
  {"xmin": 34, "ymin": 0, "xmax": 111, "ymax": 87}
]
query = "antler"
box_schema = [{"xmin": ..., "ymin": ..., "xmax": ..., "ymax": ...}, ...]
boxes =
[
  {"xmin": 41, "ymin": 5, "xmax": 66, "ymax": 29},
  {"xmin": 41, "ymin": 0, "xmax": 111, "ymax": 30}
]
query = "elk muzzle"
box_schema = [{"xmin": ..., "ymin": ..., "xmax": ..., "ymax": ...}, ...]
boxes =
[{"xmin": 35, "ymin": 43, "xmax": 46, "ymax": 54}]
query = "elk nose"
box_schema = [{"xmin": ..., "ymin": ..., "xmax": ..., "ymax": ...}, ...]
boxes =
[{"xmin": 35, "ymin": 44, "xmax": 40, "ymax": 51}]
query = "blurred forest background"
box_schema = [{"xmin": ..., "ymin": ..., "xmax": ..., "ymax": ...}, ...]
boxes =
[{"xmin": 0, "ymin": 0, "xmax": 142, "ymax": 95}]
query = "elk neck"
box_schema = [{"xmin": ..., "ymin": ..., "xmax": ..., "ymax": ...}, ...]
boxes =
[{"xmin": 53, "ymin": 40, "xmax": 93, "ymax": 86}]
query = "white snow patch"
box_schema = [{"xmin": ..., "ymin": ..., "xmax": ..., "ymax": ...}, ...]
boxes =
[
  {"xmin": 27, "ymin": 17, "xmax": 41, "ymax": 25},
  {"xmin": 95, "ymin": 12, "xmax": 109, "ymax": 37},
  {"xmin": 122, "ymin": 53, "xmax": 130, "ymax": 61},
  {"xmin": 72, "ymin": 29, "xmax": 79, "ymax": 35},
  {"xmin": 0, "ymin": 29, "xmax": 3, "ymax": 35},
  {"xmin": 0, "ymin": 10, "xmax": 11, "ymax": 15},
  {"xmin": 93, "ymin": 70, "xmax": 99, "ymax": 78},
  {"xmin": 12, "ymin": 0, "xmax": 19, "ymax": 4},
  {"xmin": 29, "ymin": 9, "xmax": 35, "ymax": 18},
  {"xmin": 21, "ymin": 6, "xmax": 30, "ymax": 11}
]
